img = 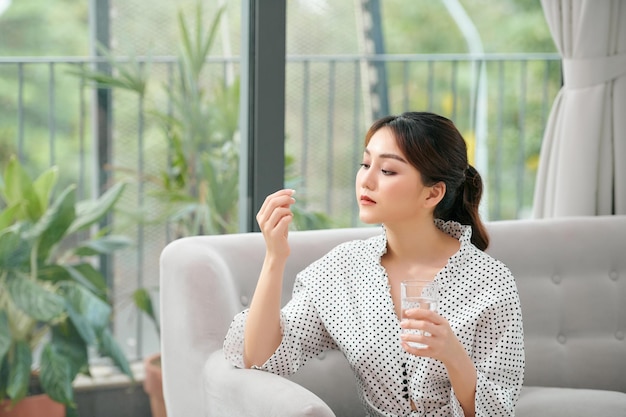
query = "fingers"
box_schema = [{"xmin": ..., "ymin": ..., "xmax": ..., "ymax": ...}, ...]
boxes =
[
  {"xmin": 400, "ymin": 320, "xmax": 438, "ymax": 353},
  {"xmin": 256, "ymin": 189, "xmax": 296, "ymax": 232},
  {"xmin": 257, "ymin": 189, "xmax": 295, "ymax": 219},
  {"xmin": 400, "ymin": 312, "xmax": 456, "ymax": 359},
  {"xmin": 402, "ymin": 308, "xmax": 443, "ymax": 324}
]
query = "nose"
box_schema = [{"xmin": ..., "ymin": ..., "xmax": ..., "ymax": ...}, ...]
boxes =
[{"xmin": 357, "ymin": 166, "xmax": 375, "ymax": 191}]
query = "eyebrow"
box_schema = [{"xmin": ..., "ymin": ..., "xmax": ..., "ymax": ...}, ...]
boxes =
[{"xmin": 364, "ymin": 148, "xmax": 408, "ymax": 164}]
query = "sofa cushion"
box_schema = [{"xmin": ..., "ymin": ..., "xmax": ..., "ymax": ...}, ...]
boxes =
[{"xmin": 516, "ymin": 386, "xmax": 626, "ymax": 417}]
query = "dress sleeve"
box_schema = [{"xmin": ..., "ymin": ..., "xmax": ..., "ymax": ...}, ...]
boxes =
[
  {"xmin": 449, "ymin": 272, "xmax": 525, "ymax": 417},
  {"xmin": 223, "ymin": 265, "xmax": 338, "ymax": 376}
]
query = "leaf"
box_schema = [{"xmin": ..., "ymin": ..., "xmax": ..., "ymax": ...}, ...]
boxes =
[
  {"xmin": 6, "ymin": 340, "xmax": 31, "ymax": 403},
  {"xmin": 0, "ymin": 353, "xmax": 9, "ymax": 401},
  {"xmin": 68, "ymin": 182, "xmax": 126, "ymax": 234},
  {"xmin": 67, "ymin": 43, "xmax": 149, "ymax": 98},
  {"xmin": 59, "ymin": 282, "xmax": 112, "ymax": 345},
  {"xmin": 8, "ymin": 273, "xmax": 66, "ymax": 321},
  {"xmin": 176, "ymin": 4, "xmax": 225, "ymax": 89},
  {"xmin": 200, "ymin": 6, "xmax": 226, "ymax": 76},
  {"xmin": 63, "ymin": 263, "xmax": 108, "ymax": 296},
  {"xmin": 0, "ymin": 204, "xmax": 21, "ymax": 230},
  {"xmin": 37, "ymin": 264, "xmax": 72, "ymax": 283},
  {"xmin": 98, "ymin": 327, "xmax": 133, "ymax": 379},
  {"xmin": 0, "ymin": 228, "xmax": 30, "ymax": 270},
  {"xmin": 63, "ymin": 302, "xmax": 96, "ymax": 346},
  {"xmin": 0, "ymin": 312, "xmax": 11, "ymax": 365},
  {"xmin": 65, "ymin": 405, "xmax": 79, "ymax": 417},
  {"xmin": 51, "ymin": 322, "xmax": 89, "ymax": 379},
  {"xmin": 39, "ymin": 344, "xmax": 74, "ymax": 407},
  {"xmin": 2, "ymin": 156, "xmax": 42, "ymax": 221},
  {"xmin": 26, "ymin": 184, "xmax": 76, "ymax": 263},
  {"xmin": 35, "ymin": 263, "xmax": 108, "ymax": 300},
  {"xmin": 133, "ymin": 288, "xmax": 159, "ymax": 336},
  {"xmin": 32, "ymin": 166, "xmax": 59, "ymax": 214},
  {"xmin": 73, "ymin": 235, "xmax": 133, "ymax": 257}
]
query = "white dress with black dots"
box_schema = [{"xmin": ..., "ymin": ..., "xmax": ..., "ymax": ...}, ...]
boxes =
[{"xmin": 224, "ymin": 220, "xmax": 525, "ymax": 417}]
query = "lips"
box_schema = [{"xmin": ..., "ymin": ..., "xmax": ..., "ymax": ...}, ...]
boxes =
[{"xmin": 360, "ymin": 195, "xmax": 376, "ymax": 204}]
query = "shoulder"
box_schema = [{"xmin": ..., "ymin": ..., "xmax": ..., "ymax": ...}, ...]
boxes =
[
  {"xmin": 298, "ymin": 234, "xmax": 384, "ymax": 282},
  {"xmin": 455, "ymin": 242, "xmax": 518, "ymax": 293},
  {"xmin": 309, "ymin": 234, "xmax": 383, "ymax": 267}
]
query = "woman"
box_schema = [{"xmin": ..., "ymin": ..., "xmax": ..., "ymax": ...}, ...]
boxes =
[{"xmin": 224, "ymin": 112, "xmax": 525, "ymax": 417}]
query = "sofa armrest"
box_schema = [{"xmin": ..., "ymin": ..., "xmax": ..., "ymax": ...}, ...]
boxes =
[
  {"xmin": 160, "ymin": 236, "xmax": 244, "ymax": 417},
  {"xmin": 204, "ymin": 350, "xmax": 336, "ymax": 417}
]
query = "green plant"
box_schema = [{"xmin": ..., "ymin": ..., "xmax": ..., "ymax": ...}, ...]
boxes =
[
  {"xmin": 71, "ymin": 3, "xmax": 332, "ymax": 350},
  {"xmin": 0, "ymin": 156, "xmax": 133, "ymax": 416},
  {"xmin": 150, "ymin": 3, "xmax": 240, "ymax": 236},
  {"xmin": 73, "ymin": 3, "xmax": 333, "ymax": 238},
  {"xmin": 72, "ymin": 3, "xmax": 239, "ymax": 238}
]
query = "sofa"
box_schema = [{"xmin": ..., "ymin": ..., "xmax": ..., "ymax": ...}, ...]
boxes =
[{"xmin": 160, "ymin": 215, "xmax": 626, "ymax": 417}]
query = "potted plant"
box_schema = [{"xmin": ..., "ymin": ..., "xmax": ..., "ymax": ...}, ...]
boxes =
[{"xmin": 0, "ymin": 156, "xmax": 133, "ymax": 417}]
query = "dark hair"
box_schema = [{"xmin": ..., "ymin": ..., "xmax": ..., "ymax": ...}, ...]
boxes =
[{"xmin": 364, "ymin": 111, "xmax": 489, "ymax": 250}]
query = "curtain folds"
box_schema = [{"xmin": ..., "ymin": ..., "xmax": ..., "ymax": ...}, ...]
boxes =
[{"xmin": 532, "ymin": 0, "xmax": 626, "ymax": 217}]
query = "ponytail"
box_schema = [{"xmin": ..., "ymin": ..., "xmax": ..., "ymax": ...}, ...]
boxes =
[{"xmin": 444, "ymin": 165, "xmax": 489, "ymax": 250}]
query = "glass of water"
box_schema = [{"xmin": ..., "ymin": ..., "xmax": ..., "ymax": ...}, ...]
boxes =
[{"xmin": 400, "ymin": 280, "xmax": 439, "ymax": 349}]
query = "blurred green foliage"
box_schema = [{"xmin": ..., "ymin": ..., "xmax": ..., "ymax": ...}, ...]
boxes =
[{"xmin": 0, "ymin": 0, "xmax": 557, "ymax": 223}]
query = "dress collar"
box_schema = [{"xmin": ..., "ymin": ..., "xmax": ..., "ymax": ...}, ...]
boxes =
[{"xmin": 371, "ymin": 219, "xmax": 473, "ymax": 260}]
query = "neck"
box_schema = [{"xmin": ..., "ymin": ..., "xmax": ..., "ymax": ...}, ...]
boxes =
[{"xmin": 383, "ymin": 217, "xmax": 458, "ymax": 267}]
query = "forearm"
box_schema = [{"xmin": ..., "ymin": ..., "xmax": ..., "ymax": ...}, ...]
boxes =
[
  {"xmin": 243, "ymin": 254, "xmax": 286, "ymax": 368},
  {"xmin": 445, "ymin": 348, "xmax": 477, "ymax": 417}
]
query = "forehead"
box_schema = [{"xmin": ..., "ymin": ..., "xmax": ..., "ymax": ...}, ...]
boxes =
[{"xmin": 365, "ymin": 127, "xmax": 403, "ymax": 155}]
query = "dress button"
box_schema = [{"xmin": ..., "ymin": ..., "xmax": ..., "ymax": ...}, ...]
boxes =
[
  {"xmin": 609, "ymin": 271, "xmax": 619, "ymax": 281},
  {"xmin": 551, "ymin": 274, "xmax": 561, "ymax": 284},
  {"xmin": 240, "ymin": 295, "xmax": 249, "ymax": 306},
  {"xmin": 557, "ymin": 334, "xmax": 567, "ymax": 344},
  {"xmin": 616, "ymin": 331, "xmax": 625, "ymax": 341}
]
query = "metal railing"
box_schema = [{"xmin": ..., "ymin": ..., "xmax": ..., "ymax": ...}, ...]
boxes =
[{"xmin": 0, "ymin": 53, "xmax": 562, "ymax": 359}]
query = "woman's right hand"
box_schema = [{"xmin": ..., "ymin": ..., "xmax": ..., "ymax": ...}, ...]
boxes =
[{"xmin": 256, "ymin": 189, "xmax": 296, "ymax": 259}]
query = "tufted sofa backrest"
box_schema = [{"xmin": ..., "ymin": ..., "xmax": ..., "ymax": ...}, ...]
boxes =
[{"xmin": 486, "ymin": 216, "xmax": 626, "ymax": 390}]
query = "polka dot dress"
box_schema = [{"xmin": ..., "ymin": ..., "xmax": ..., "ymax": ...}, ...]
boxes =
[{"xmin": 224, "ymin": 220, "xmax": 525, "ymax": 417}]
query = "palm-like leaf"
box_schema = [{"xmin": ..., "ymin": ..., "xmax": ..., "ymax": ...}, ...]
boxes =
[{"xmin": 68, "ymin": 44, "xmax": 149, "ymax": 98}]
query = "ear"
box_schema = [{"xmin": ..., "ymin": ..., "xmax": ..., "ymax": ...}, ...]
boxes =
[{"xmin": 424, "ymin": 181, "xmax": 446, "ymax": 208}]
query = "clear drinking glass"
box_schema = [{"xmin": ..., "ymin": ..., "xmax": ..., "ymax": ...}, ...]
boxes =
[{"xmin": 400, "ymin": 280, "xmax": 439, "ymax": 349}]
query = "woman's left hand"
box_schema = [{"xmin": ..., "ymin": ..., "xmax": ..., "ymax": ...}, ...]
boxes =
[{"xmin": 400, "ymin": 308, "xmax": 466, "ymax": 364}]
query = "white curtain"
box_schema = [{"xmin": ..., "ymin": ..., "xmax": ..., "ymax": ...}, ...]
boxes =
[{"xmin": 532, "ymin": 0, "xmax": 626, "ymax": 217}]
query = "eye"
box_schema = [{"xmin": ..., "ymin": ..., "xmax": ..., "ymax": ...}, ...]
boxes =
[
  {"xmin": 381, "ymin": 169, "xmax": 396, "ymax": 176},
  {"xmin": 359, "ymin": 163, "xmax": 370, "ymax": 169}
]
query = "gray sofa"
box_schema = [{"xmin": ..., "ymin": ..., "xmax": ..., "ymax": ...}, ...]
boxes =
[{"xmin": 160, "ymin": 215, "xmax": 626, "ymax": 416}]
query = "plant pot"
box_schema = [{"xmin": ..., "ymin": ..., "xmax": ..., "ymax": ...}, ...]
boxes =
[
  {"xmin": 0, "ymin": 394, "xmax": 64, "ymax": 417},
  {"xmin": 143, "ymin": 352, "xmax": 167, "ymax": 417}
]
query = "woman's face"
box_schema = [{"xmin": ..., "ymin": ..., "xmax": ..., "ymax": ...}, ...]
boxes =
[{"xmin": 356, "ymin": 127, "xmax": 433, "ymax": 226}]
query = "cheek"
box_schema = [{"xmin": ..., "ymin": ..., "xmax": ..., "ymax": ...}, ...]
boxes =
[
  {"xmin": 387, "ymin": 181, "xmax": 422, "ymax": 209},
  {"xmin": 387, "ymin": 178, "xmax": 418, "ymax": 196}
]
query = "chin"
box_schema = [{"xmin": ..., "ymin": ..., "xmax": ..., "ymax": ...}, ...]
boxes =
[{"xmin": 358, "ymin": 213, "xmax": 380, "ymax": 225}]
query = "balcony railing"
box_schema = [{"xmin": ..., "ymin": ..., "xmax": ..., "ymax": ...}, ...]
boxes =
[{"xmin": 0, "ymin": 53, "xmax": 562, "ymax": 359}]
